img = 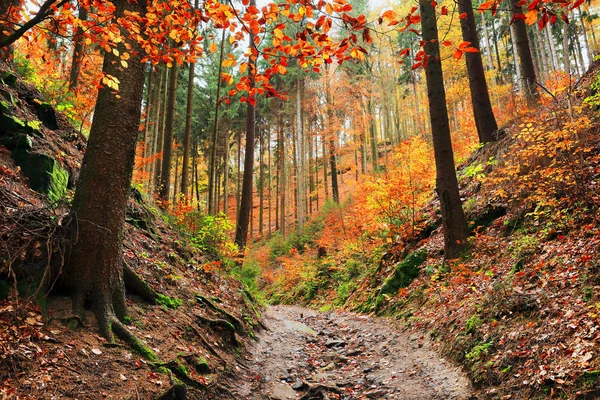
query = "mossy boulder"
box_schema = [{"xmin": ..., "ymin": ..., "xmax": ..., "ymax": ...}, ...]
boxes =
[
  {"xmin": 33, "ymin": 101, "xmax": 58, "ymax": 130},
  {"xmin": 0, "ymin": 114, "xmax": 27, "ymax": 136},
  {"xmin": 0, "ymin": 100, "xmax": 10, "ymax": 114},
  {"xmin": 375, "ymin": 249, "xmax": 428, "ymax": 312},
  {"xmin": 10, "ymin": 150, "xmax": 69, "ymax": 203},
  {"xmin": 0, "ymin": 134, "xmax": 32, "ymax": 150},
  {"xmin": 1, "ymin": 71, "xmax": 17, "ymax": 86}
]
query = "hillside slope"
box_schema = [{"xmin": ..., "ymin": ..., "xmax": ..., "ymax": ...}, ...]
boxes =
[
  {"xmin": 257, "ymin": 65, "xmax": 600, "ymax": 399},
  {"xmin": 0, "ymin": 63, "xmax": 260, "ymax": 399}
]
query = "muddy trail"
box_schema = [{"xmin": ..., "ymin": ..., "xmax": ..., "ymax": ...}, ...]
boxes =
[{"xmin": 226, "ymin": 306, "xmax": 473, "ymax": 400}]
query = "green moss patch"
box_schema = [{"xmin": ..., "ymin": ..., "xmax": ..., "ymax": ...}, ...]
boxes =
[{"xmin": 156, "ymin": 294, "xmax": 183, "ymax": 309}]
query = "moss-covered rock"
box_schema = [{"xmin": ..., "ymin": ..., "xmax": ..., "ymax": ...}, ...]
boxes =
[
  {"xmin": 0, "ymin": 114, "xmax": 27, "ymax": 136},
  {"xmin": 374, "ymin": 249, "xmax": 428, "ymax": 312},
  {"xmin": 10, "ymin": 150, "xmax": 69, "ymax": 203},
  {"xmin": 194, "ymin": 357, "xmax": 210, "ymax": 374},
  {"xmin": 1, "ymin": 71, "xmax": 17, "ymax": 86},
  {"xmin": 0, "ymin": 100, "xmax": 10, "ymax": 114},
  {"xmin": 33, "ymin": 101, "xmax": 58, "ymax": 130},
  {"xmin": 0, "ymin": 134, "xmax": 32, "ymax": 150}
]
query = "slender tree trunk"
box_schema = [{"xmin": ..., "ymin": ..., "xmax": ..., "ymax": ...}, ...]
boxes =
[
  {"xmin": 146, "ymin": 66, "xmax": 160, "ymax": 190},
  {"xmin": 322, "ymin": 131, "xmax": 328, "ymax": 201},
  {"xmin": 180, "ymin": 62, "xmax": 194, "ymax": 201},
  {"xmin": 67, "ymin": 0, "xmax": 148, "ymax": 339},
  {"xmin": 236, "ymin": 130, "xmax": 241, "ymax": 216},
  {"xmin": 295, "ymin": 79, "xmax": 306, "ymax": 227},
  {"xmin": 234, "ymin": 3, "xmax": 257, "ymax": 248},
  {"xmin": 208, "ymin": 29, "xmax": 226, "ymax": 214},
  {"xmin": 546, "ymin": 24, "xmax": 559, "ymax": 70},
  {"xmin": 458, "ymin": 0, "xmax": 498, "ymax": 143},
  {"xmin": 480, "ymin": 12, "xmax": 494, "ymax": 70},
  {"xmin": 420, "ymin": 0, "xmax": 468, "ymax": 259},
  {"xmin": 277, "ymin": 108, "xmax": 285, "ymax": 235},
  {"xmin": 325, "ymin": 73, "xmax": 339, "ymax": 204},
  {"xmin": 578, "ymin": 7, "xmax": 592, "ymax": 67},
  {"xmin": 509, "ymin": 19, "xmax": 522, "ymax": 90},
  {"xmin": 308, "ymin": 125, "xmax": 314, "ymax": 214},
  {"xmin": 411, "ymin": 70, "xmax": 421, "ymax": 135},
  {"xmin": 535, "ymin": 26, "xmax": 549, "ymax": 81},
  {"xmin": 259, "ymin": 126, "xmax": 264, "ymax": 236},
  {"xmin": 141, "ymin": 66, "xmax": 153, "ymax": 183},
  {"xmin": 574, "ymin": 25, "xmax": 585, "ymax": 73},
  {"xmin": 193, "ymin": 136, "xmax": 201, "ymax": 210},
  {"xmin": 68, "ymin": 1, "xmax": 88, "ymax": 91},
  {"xmin": 267, "ymin": 130, "xmax": 272, "ymax": 236},
  {"xmin": 368, "ymin": 96, "xmax": 378, "ymax": 173},
  {"xmin": 511, "ymin": 0, "xmax": 538, "ymax": 106},
  {"xmin": 152, "ymin": 66, "xmax": 167, "ymax": 194},
  {"xmin": 172, "ymin": 148, "xmax": 179, "ymax": 202},
  {"xmin": 224, "ymin": 129, "xmax": 230, "ymax": 215},
  {"xmin": 564, "ymin": 20, "xmax": 571, "ymax": 77},
  {"xmin": 491, "ymin": 19, "xmax": 503, "ymax": 82},
  {"xmin": 158, "ymin": 63, "xmax": 178, "ymax": 201}
]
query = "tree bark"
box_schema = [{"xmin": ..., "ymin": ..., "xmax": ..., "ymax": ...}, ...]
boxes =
[
  {"xmin": 180, "ymin": 62, "xmax": 195, "ymax": 201},
  {"xmin": 208, "ymin": 29, "xmax": 226, "ymax": 214},
  {"xmin": 458, "ymin": 0, "xmax": 498, "ymax": 143},
  {"xmin": 325, "ymin": 72, "xmax": 339, "ymax": 204},
  {"xmin": 511, "ymin": 0, "xmax": 538, "ymax": 106},
  {"xmin": 509, "ymin": 18, "xmax": 522, "ymax": 91},
  {"xmin": 67, "ymin": 0, "xmax": 148, "ymax": 338},
  {"xmin": 68, "ymin": 1, "xmax": 88, "ymax": 91},
  {"xmin": 419, "ymin": 0, "xmax": 468, "ymax": 259},
  {"xmin": 152, "ymin": 66, "xmax": 168, "ymax": 194},
  {"xmin": 158, "ymin": 63, "xmax": 178, "ymax": 202},
  {"xmin": 234, "ymin": 1, "xmax": 257, "ymax": 249}
]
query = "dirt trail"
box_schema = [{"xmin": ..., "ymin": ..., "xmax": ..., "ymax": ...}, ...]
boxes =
[{"xmin": 229, "ymin": 306, "xmax": 473, "ymax": 399}]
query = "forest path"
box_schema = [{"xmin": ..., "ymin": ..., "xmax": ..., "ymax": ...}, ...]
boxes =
[{"xmin": 228, "ymin": 306, "xmax": 474, "ymax": 399}]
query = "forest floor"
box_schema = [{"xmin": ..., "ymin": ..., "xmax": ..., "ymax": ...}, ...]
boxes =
[{"xmin": 228, "ymin": 306, "xmax": 473, "ymax": 400}]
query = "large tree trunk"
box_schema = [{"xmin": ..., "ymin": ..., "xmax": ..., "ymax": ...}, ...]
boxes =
[
  {"xmin": 234, "ymin": 1, "xmax": 257, "ymax": 249},
  {"xmin": 419, "ymin": 0, "xmax": 468, "ymax": 259},
  {"xmin": 66, "ymin": 0, "xmax": 148, "ymax": 339},
  {"xmin": 158, "ymin": 63, "xmax": 178, "ymax": 202},
  {"xmin": 458, "ymin": 0, "xmax": 498, "ymax": 143},
  {"xmin": 511, "ymin": 0, "xmax": 538, "ymax": 106}
]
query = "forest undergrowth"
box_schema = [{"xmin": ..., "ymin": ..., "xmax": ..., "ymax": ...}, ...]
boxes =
[{"xmin": 250, "ymin": 63, "xmax": 600, "ymax": 399}]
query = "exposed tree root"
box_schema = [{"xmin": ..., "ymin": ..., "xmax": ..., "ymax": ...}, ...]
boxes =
[
  {"xmin": 155, "ymin": 383, "xmax": 187, "ymax": 400},
  {"xmin": 123, "ymin": 261, "xmax": 158, "ymax": 304},
  {"xmin": 196, "ymin": 315, "xmax": 239, "ymax": 346},
  {"xmin": 187, "ymin": 323, "xmax": 224, "ymax": 360},
  {"xmin": 195, "ymin": 294, "xmax": 243, "ymax": 331},
  {"xmin": 299, "ymin": 384, "xmax": 342, "ymax": 400}
]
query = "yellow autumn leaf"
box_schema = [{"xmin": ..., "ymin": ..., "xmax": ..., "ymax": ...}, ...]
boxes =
[{"xmin": 209, "ymin": 42, "xmax": 217, "ymax": 53}]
